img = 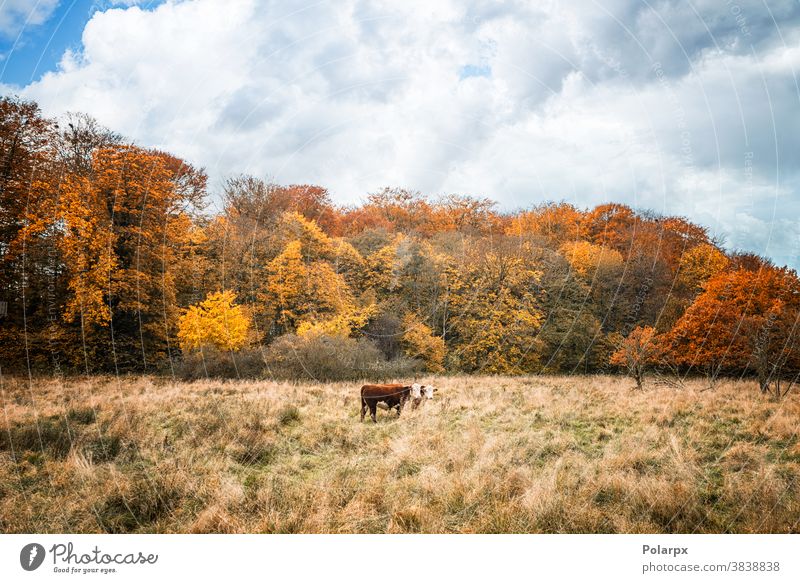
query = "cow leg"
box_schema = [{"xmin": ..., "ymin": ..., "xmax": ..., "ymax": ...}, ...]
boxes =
[
  {"xmin": 360, "ymin": 399, "xmax": 367, "ymax": 422},
  {"xmin": 369, "ymin": 402, "xmax": 377, "ymax": 423}
]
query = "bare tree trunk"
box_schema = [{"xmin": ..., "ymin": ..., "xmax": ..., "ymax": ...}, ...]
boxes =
[
  {"xmin": 758, "ymin": 372, "xmax": 769, "ymax": 394},
  {"xmin": 705, "ymin": 365, "xmax": 718, "ymax": 390},
  {"xmin": 783, "ymin": 381, "xmax": 795, "ymax": 399},
  {"xmin": 784, "ymin": 372, "xmax": 800, "ymax": 399}
]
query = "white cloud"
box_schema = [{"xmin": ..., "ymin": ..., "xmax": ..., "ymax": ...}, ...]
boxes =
[
  {"xmin": 0, "ymin": 0, "xmax": 59, "ymax": 40},
  {"xmin": 18, "ymin": 0, "xmax": 800, "ymax": 267}
]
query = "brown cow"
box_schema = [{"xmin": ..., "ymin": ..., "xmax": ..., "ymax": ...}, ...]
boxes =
[{"xmin": 360, "ymin": 383, "xmax": 421, "ymax": 422}]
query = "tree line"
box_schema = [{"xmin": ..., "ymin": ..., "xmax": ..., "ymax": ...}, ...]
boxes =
[{"xmin": 2, "ymin": 96, "xmax": 799, "ymax": 395}]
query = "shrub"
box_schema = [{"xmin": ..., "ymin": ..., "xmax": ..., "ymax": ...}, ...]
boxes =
[
  {"xmin": 67, "ymin": 407, "xmax": 97, "ymax": 424},
  {"xmin": 362, "ymin": 313, "xmax": 403, "ymax": 359},
  {"xmin": 80, "ymin": 434, "xmax": 122, "ymax": 463},
  {"xmin": 263, "ymin": 333, "xmax": 420, "ymax": 381},
  {"xmin": 0, "ymin": 416, "xmax": 73, "ymax": 459},
  {"xmin": 176, "ymin": 335, "xmax": 420, "ymax": 381},
  {"xmin": 277, "ymin": 404, "xmax": 301, "ymax": 426},
  {"xmin": 98, "ymin": 466, "xmax": 184, "ymax": 533},
  {"xmin": 176, "ymin": 347, "xmax": 267, "ymax": 380}
]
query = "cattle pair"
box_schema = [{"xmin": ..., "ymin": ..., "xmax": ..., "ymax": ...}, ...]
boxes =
[{"xmin": 359, "ymin": 382, "xmax": 436, "ymax": 423}]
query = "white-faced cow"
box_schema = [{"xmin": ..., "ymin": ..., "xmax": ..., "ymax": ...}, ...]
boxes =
[
  {"xmin": 360, "ymin": 383, "xmax": 419, "ymax": 422},
  {"xmin": 360, "ymin": 382, "xmax": 436, "ymax": 422},
  {"xmin": 410, "ymin": 383, "xmax": 436, "ymax": 409}
]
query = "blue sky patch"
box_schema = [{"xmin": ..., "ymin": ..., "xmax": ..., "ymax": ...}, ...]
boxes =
[
  {"xmin": 0, "ymin": 1, "xmax": 165, "ymax": 87},
  {"xmin": 459, "ymin": 63, "xmax": 491, "ymax": 80}
]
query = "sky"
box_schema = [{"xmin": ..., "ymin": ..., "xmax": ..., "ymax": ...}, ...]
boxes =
[{"xmin": 1, "ymin": 0, "xmax": 799, "ymax": 268}]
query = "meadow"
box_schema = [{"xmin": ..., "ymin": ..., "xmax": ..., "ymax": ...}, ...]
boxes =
[{"xmin": 1, "ymin": 375, "xmax": 798, "ymax": 533}]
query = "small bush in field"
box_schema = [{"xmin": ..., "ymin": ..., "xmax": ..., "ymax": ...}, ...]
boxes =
[
  {"xmin": 98, "ymin": 468, "xmax": 184, "ymax": 533},
  {"xmin": 277, "ymin": 405, "xmax": 301, "ymax": 426},
  {"xmin": 0, "ymin": 416, "xmax": 73, "ymax": 458},
  {"xmin": 229, "ymin": 441, "xmax": 276, "ymax": 466},
  {"xmin": 81, "ymin": 434, "xmax": 122, "ymax": 463},
  {"xmin": 67, "ymin": 407, "xmax": 97, "ymax": 424}
]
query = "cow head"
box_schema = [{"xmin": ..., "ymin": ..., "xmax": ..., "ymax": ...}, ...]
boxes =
[
  {"xmin": 410, "ymin": 383, "xmax": 422, "ymax": 399},
  {"xmin": 421, "ymin": 385, "xmax": 435, "ymax": 399}
]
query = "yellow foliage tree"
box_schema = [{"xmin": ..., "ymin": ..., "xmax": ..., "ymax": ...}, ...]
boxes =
[
  {"xmin": 178, "ymin": 290, "xmax": 251, "ymax": 351},
  {"xmin": 296, "ymin": 304, "xmax": 377, "ymax": 338},
  {"xmin": 364, "ymin": 234, "xmax": 405, "ymax": 293},
  {"xmin": 263, "ymin": 240, "xmax": 307, "ymax": 329},
  {"xmin": 560, "ymin": 240, "xmax": 624, "ymax": 278},
  {"xmin": 448, "ymin": 245, "xmax": 544, "ymax": 374},
  {"xmin": 275, "ymin": 211, "xmax": 334, "ymax": 261},
  {"xmin": 678, "ymin": 243, "xmax": 730, "ymax": 291},
  {"xmin": 401, "ymin": 313, "xmax": 446, "ymax": 372},
  {"xmin": 261, "ymin": 240, "xmax": 355, "ymax": 334},
  {"xmin": 331, "ymin": 238, "xmax": 366, "ymax": 291},
  {"xmin": 306, "ymin": 261, "xmax": 354, "ymax": 315}
]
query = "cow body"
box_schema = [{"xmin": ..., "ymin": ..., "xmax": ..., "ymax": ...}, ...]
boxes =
[{"xmin": 360, "ymin": 383, "xmax": 415, "ymax": 422}]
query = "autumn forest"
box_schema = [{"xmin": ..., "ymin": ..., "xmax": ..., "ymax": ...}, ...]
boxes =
[{"xmin": 2, "ymin": 96, "xmax": 799, "ymax": 397}]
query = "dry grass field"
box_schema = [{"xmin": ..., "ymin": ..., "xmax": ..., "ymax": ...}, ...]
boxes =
[{"xmin": 1, "ymin": 374, "xmax": 799, "ymax": 533}]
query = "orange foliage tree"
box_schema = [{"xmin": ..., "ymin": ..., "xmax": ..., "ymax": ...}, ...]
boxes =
[
  {"xmin": 665, "ymin": 266, "xmax": 800, "ymax": 392},
  {"xmin": 609, "ymin": 326, "xmax": 662, "ymax": 389},
  {"xmin": 0, "ymin": 97, "xmax": 60, "ymax": 366},
  {"xmin": 581, "ymin": 203, "xmax": 637, "ymax": 250},
  {"xmin": 507, "ymin": 202, "xmax": 584, "ymax": 246},
  {"xmin": 19, "ymin": 144, "xmax": 205, "ymax": 369},
  {"xmin": 7, "ymin": 95, "xmax": 800, "ymax": 389}
]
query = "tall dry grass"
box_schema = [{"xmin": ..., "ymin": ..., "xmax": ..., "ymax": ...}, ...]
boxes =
[{"xmin": 1, "ymin": 375, "xmax": 798, "ymax": 533}]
